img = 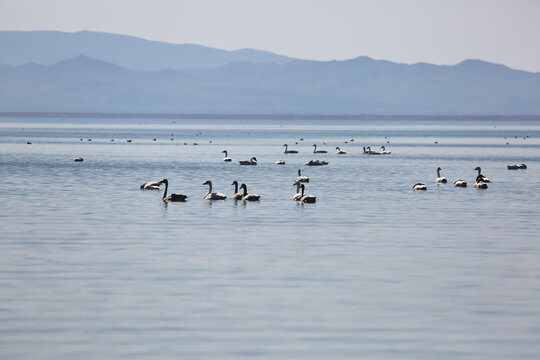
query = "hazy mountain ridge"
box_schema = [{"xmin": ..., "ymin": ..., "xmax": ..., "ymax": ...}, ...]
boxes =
[
  {"xmin": 1, "ymin": 54, "xmax": 539, "ymax": 114},
  {"xmin": 0, "ymin": 30, "xmax": 296, "ymax": 70}
]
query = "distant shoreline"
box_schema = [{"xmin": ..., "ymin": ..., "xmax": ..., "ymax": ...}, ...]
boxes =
[{"xmin": 1, "ymin": 112, "xmax": 539, "ymax": 121}]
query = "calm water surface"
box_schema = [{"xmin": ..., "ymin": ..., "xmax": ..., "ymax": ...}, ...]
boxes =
[{"xmin": 1, "ymin": 119, "xmax": 540, "ymax": 359}]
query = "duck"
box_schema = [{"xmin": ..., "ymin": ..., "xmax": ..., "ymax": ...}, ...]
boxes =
[
  {"xmin": 276, "ymin": 160, "xmax": 286, "ymax": 165},
  {"xmin": 474, "ymin": 167, "xmax": 490, "ymax": 182},
  {"xmin": 299, "ymin": 184, "xmax": 316, "ymax": 203},
  {"xmin": 74, "ymin": 157, "xmax": 84, "ymax": 162},
  {"xmin": 231, "ymin": 180, "xmax": 244, "ymax": 200},
  {"xmin": 436, "ymin": 167, "xmax": 448, "ymax": 183},
  {"xmin": 474, "ymin": 181, "xmax": 488, "ymax": 189},
  {"xmin": 239, "ymin": 183, "xmax": 261, "ymax": 201},
  {"xmin": 366, "ymin": 146, "xmax": 381, "ymax": 155},
  {"xmin": 296, "ymin": 169, "xmax": 310, "ymax": 183},
  {"xmin": 293, "ymin": 181, "xmax": 303, "ymax": 201},
  {"xmin": 380, "ymin": 146, "xmax": 391, "ymax": 154},
  {"xmin": 507, "ymin": 163, "xmax": 527, "ymax": 170},
  {"xmin": 305, "ymin": 160, "xmax": 329, "ymax": 166},
  {"xmin": 312, "ymin": 144, "xmax": 328, "ymax": 153},
  {"xmin": 453, "ymin": 179, "xmax": 468, "ymax": 187},
  {"xmin": 239, "ymin": 157, "xmax": 257, "ymax": 165},
  {"xmin": 283, "ymin": 144, "xmax": 299, "ymax": 154},
  {"xmin": 159, "ymin": 179, "xmax": 188, "ymax": 201},
  {"xmin": 203, "ymin": 180, "xmax": 227, "ymax": 200},
  {"xmin": 221, "ymin": 150, "xmax": 232, "ymax": 162},
  {"xmin": 140, "ymin": 181, "xmax": 162, "ymax": 190},
  {"xmin": 412, "ymin": 183, "xmax": 427, "ymax": 191},
  {"xmin": 335, "ymin": 147, "xmax": 347, "ymax": 154}
]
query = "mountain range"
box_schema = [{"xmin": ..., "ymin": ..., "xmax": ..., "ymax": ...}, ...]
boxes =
[{"xmin": 1, "ymin": 30, "xmax": 539, "ymax": 115}]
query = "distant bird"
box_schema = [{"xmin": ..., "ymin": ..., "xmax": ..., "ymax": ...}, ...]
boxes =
[
  {"xmin": 239, "ymin": 157, "xmax": 257, "ymax": 165},
  {"xmin": 474, "ymin": 167, "xmax": 490, "ymax": 182},
  {"xmin": 366, "ymin": 146, "xmax": 380, "ymax": 155},
  {"xmin": 299, "ymin": 184, "xmax": 316, "ymax": 203},
  {"xmin": 159, "ymin": 179, "xmax": 187, "ymax": 202},
  {"xmin": 140, "ymin": 181, "xmax": 162, "ymax": 190},
  {"xmin": 305, "ymin": 160, "xmax": 328, "ymax": 166},
  {"xmin": 293, "ymin": 181, "xmax": 303, "ymax": 201},
  {"xmin": 453, "ymin": 180, "xmax": 467, "ymax": 187},
  {"xmin": 412, "ymin": 183, "xmax": 427, "ymax": 191},
  {"xmin": 335, "ymin": 147, "xmax": 347, "ymax": 154},
  {"xmin": 313, "ymin": 144, "xmax": 328, "ymax": 153},
  {"xmin": 275, "ymin": 160, "xmax": 286, "ymax": 165},
  {"xmin": 127, "ymin": 139, "xmax": 132, "ymax": 143},
  {"xmin": 474, "ymin": 181, "xmax": 488, "ymax": 189},
  {"xmin": 380, "ymin": 146, "xmax": 391, "ymax": 154},
  {"xmin": 221, "ymin": 150, "xmax": 232, "ymax": 162},
  {"xmin": 240, "ymin": 183, "xmax": 261, "ymax": 201},
  {"xmin": 203, "ymin": 180, "xmax": 227, "ymax": 200},
  {"xmin": 436, "ymin": 167, "xmax": 448, "ymax": 183},
  {"xmin": 74, "ymin": 157, "xmax": 84, "ymax": 162},
  {"xmin": 296, "ymin": 168, "xmax": 310, "ymax": 183},
  {"xmin": 283, "ymin": 144, "xmax": 298, "ymax": 154},
  {"xmin": 231, "ymin": 180, "xmax": 243, "ymax": 200},
  {"xmin": 26, "ymin": 141, "xmax": 32, "ymax": 144},
  {"xmin": 507, "ymin": 163, "xmax": 527, "ymax": 170}
]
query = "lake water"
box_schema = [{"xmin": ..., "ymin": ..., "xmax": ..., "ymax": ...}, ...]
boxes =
[{"xmin": 1, "ymin": 118, "xmax": 540, "ymax": 359}]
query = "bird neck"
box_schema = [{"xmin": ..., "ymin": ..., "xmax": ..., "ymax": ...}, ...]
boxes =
[{"xmin": 162, "ymin": 181, "xmax": 168, "ymax": 199}]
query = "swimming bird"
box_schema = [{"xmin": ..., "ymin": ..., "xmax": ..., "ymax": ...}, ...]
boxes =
[
  {"xmin": 140, "ymin": 181, "xmax": 162, "ymax": 190},
  {"xmin": 412, "ymin": 183, "xmax": 427, "ymax": 190},
  {"xmin": 296, "ymin": 168, "xmax": 310, "ymax": 183},
  {"xmin": 283, "ymin": 144, "xmax": 298, "ymax": 154},
  {"xmin": 453, "ymin": 179, "xmax": 467, "ymax": 187},
  {"xmin": 335, "ymin": 147, "xmax": 347, "ymax": 154},
  {"xmin": 299, "ymin": 184, "xmax": 316, "ymax": 203},
  {"xmin": 159, "ymin": 179, "xmax": 188, "ymax": 201},
  {"xmin": 474, "ymin": 167, "xmax": 491, "ymax": 182},
  {"xmin": 240, "ymin": 183, "xmax": 261, "ymax": 201},
  {"xmin": 474, "ymin": 181, "xmax": 488, "ymax": 189},
  {"xmin": 276, "ymin": 160, "xmax": 286, "ymax": 165},
  {"xmin": 203, "ymin": 180, "xmax": 227, "ymax": 200},
  {"xmin": 507, "ymin": 163, "xmax": 527, "ymax": 170},
  {"xmin": 293, "ymin": 181, "xmax": 303, "ymax": 201},
  {"xmin": 239, "ymin": 157, "xmax": 257, "ymax": 165},
  {"xmin": 74, "ymin": 157, "xmax": 84, "ymax": 162},
  {"xmin": 305, "ymin": 160, "xmax": 328, "ymax": 166},
  {"xmin": 221, "ymin": 150, "xmax": 232, "ymax": 162},
  {"xmin": 313, "ymin": 144, "xmax": 328, "ymax": 153},
  {"xmin": 380, "ymin": 146, "xmax": 391, "ymax": 154},
  {"xmin": 436, "ymin": 167, "xmax": 448, "ymax": 184},
  {"xmin": 366, "ymin": 146, "xmax": 381, "ymax": 155},
  {"xmin": 231, "ymin": 181, "xmax": 244, "ymax": 200}
]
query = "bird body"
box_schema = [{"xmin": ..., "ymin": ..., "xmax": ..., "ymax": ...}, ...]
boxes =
[
  {"xmin": 507, "ymin": 163, "xmax": 527, "ymax": 170},
  {"xmin": 140, "ymin": 181, "xmax": 162, "ymax": 190},
  {"xmin": 299, "ymin": 184, "xmax": 316, "ymax": 203},
  {"xmin": 474, "ymin": 181, "xmax": 488, "ymax": 189},
  {"xmin": 239, "ymin": 157, "xmax": 257, "ymax": 165},
  {"xmin": 306, "ymin": 160, "xmax": 328, "ymax": 166},
  {"xmin": 453, "ymin": 180, "xmax": 467, "ymax": 187},
  {"xmin": 412, "ymin": 183, "xmax": 427, "ymax": 190},
  {"xmin": 336, "ymin": 147, "xmax": 347, "ymax": 154}
]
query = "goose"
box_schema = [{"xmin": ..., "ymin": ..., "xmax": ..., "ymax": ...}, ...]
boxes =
[
  {"xmin": 335, "ymin": 147, "xmax": 347, "ymax": 154},
  {"xmin": 221, "ymin": 150, "xmax": 232, "ymax": 162},
  {"xmin": 474, "ymin": 181, "xmax": 488, "ymax": 189},
  {"xmin": 240, "ymin": 183, "xmax": 261, "ymax": 201},
  {"xmin": 299, "ymin": 184, "xmax": 316, "ymax": 203},
  {"xmin": 412, "ymin": 183, "xmax": 427, "ymax": 190},
  {"xmin": 296, "ymin": 169, "xmax": 310, "ymax": 183},
  {"xmin": 305, "ymin": 160, "xmax": 328, "ymax": 166},
  {"xmin": 74, "ymin": 157, "xmax": 84, "ymax": 162},
  {"xmin": 231, "ymin": 180, "xmax": 244, "ymax": 200},
  {"xmin": 436, "ymin": 167, "xmax": 448, "ymax": 183},
  {"xmin": 380, "ymin": 146, "xmax": 391, "ymax": 154},
  {"xmin": 453, "ymin": 179, "xmax": 468, "ymax": 187},
  {"xmin": 293, "ymin": 181, "xmax": 303, "ymax": 201},
  {"xmin": 203, "ymin": 180, "xmax": 227, "ymax": 200},
  {"xmin": 366, "ymin": 146, "xmax": 381, "ymax": 155},
  {"xmin": 474, "ymin": 167, "xmax": 490, "ymax": 182},
  {"xmin": 276, "ymin": 160, "xmax": 285, "ymax": 165},
  {"xmin": 159, "ymin": 179, "xmax": 188, "ymax": 201},
  {"xmin": 239, "ymin": 157, "xmax": 257, "ymax": 165},
  {"xmin": 283, "ymin": 144, "xmax": 298, "ymax": 154},
  {"xmin": 313, "ymin": 144, "xmax": 328, "ymax": 153},
  {"xmin": 140, "ymin": 181, "xmax": 162, "ymax": 190},
  {"xmin": 507, "ymin": 163, "xmax": 527, "ymax": 170}
]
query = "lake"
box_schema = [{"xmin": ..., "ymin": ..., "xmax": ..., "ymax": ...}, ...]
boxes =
[{"xmin": 1, "ymin": 118, "xmax": 539, "ymax": 359}]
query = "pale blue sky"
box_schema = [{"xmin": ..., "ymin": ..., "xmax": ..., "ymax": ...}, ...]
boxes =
[{"xmin": 1, "ymin": 0, "xmax": 540, "ymax": 72}]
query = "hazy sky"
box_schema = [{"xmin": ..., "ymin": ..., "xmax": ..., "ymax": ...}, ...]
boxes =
[{"xmin": 1, "ymin": 0, "xmax": 540, "ymax": 72}]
